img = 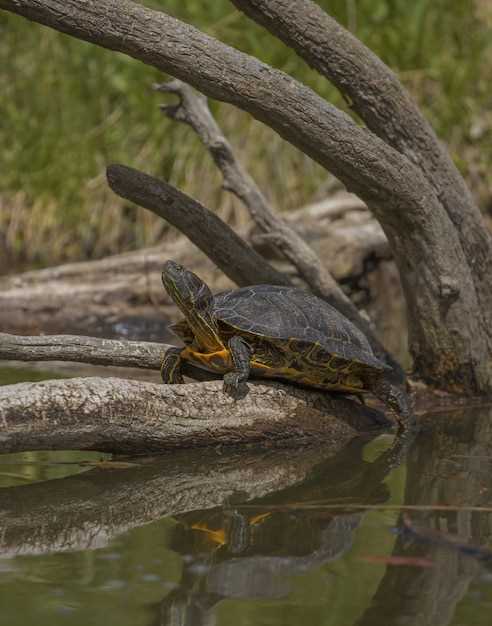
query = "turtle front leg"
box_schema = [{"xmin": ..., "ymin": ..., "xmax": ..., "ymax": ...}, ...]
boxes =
[
  {"xmin": 161, "ymin": 346, "xmax": 185, "ymax": 384},
  {"xmin": 223, "ymin": 336, "xmax": 253, "ymax": 396}
]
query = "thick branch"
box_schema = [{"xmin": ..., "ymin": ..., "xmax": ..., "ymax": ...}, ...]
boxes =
[
  {"xmin": 106, "ymin": 163, "xmax": 287, "ymax": 287},
  {"xmin": 0, "ymin": 376, "xmax": 386, "ymax": 454},
  {"xmin": 231, "ymin": 0, "xmax": 492, "ymax": 319}
]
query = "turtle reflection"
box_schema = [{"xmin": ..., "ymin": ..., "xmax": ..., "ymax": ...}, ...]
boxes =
[{"xmin": 152, "ymin": 435, "xmax": 411, "ymax": 626}]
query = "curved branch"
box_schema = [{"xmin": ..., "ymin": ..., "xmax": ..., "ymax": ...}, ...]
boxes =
[
  {"xmin": 106, "ymin": 164, "xmax": 288, "ymax": 287},
  {"xmin": 0, "ymin": 376, "xmax": 386, "ymax": 454},
  {"xmin": 231, "ymin": 0, "xmax": 492, "ymax": 320}
]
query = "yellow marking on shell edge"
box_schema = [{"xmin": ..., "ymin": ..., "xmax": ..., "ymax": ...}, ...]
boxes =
[
  {"xmin": 161, "ymin": 351, "xmax": 181, "ymax": 382},
  {"xmin": 181, "ymin": 346, "xmax": 365, "ymax": 393}
]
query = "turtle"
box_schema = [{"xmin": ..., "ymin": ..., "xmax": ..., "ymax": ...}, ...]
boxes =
[{"xmin": 160, "ymin": 260, "xmax": 413, "ymax": 430}]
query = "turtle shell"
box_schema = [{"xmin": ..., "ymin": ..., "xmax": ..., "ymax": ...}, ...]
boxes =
[{"xmin": 212, "ymin": 285, "xmax": 388, "ymax": 371}]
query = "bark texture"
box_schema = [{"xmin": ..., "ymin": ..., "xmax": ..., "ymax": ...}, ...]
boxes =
[
  {"xmin": 0, "ymin": 376, "xmax": 387, "ymax": 454},
  {"xmin": 1, "ymin": 0, "xmax": 490, "ymax": 392}
]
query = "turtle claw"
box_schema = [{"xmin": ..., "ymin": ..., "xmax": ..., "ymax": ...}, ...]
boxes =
[{"xmin": 223, "ymin": 372, "xmax": 248, "ymax": 399}]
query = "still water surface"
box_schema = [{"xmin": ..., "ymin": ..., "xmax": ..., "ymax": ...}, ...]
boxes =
[{"xmin": 1, "ymin": 368, "xmax": 492, "ymax": 626}]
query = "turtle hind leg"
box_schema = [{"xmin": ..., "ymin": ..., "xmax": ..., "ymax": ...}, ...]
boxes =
[
  {"xmin": 161, "ymin": 346, "xmax": 185, "ymax": 384},
  {"xmin": 223, "ymin": 336, "xmax": 253, "ymax": 397}
]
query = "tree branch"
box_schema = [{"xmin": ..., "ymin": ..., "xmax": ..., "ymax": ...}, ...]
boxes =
[
  {"xmin": 106, "ymin": 163, "xmax": 288, "ymax": 288},
  {"xmin": 0, "ymin": 332, "xmax": 222, "ymax": 380},
  {"xmin": 231, "ymin": 0, "xmax": 492, "ymax": 322},
  {"xmin": 154, "ymin": 80, "xmax": 345, "ymax": 303},
  {"xmin": 0, "ymin": 376, "xmax": 386, "ymax": 455}
]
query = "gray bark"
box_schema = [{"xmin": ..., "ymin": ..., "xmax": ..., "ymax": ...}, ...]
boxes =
[
  {"xmin": 1, "ymin": 0, "xmax": 490, "ymax": 392},
  {"xmin": 0, "ymin": 375, "xmax": 386, "ymax": 455},
  {"xmin": 0, "ymin": 332, "xmax": 220, "ymax": 381}
]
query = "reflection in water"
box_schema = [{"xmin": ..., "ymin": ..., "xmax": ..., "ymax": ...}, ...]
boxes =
[{"xmin": 0, "ymin": 407, "xmax": 492, "ymax": 626}]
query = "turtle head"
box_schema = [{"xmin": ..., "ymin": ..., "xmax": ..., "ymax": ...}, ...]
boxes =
[
  {"xmin": 162, "ymin": 260, "xmax": 213, "ymax": 314},
  {"xmin": 162, "ymin": 261, "xmax": 222, "ymax": 351}
]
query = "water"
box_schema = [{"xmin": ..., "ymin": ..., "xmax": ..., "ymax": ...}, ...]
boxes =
[{"xmin": 1, "ymin": 367, "xmax": 492, "ymax": 626}]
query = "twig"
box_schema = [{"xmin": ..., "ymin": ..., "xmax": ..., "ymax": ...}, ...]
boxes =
[
  {"xmin": 106, "ymin": 163, "xmax": 288, "ymax": 287},
  {"xmin": 154, "ymin": 80, "xmax": 349, "ymax": 309}
]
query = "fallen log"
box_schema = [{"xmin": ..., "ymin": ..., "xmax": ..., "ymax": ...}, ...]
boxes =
[{"xmin": 0, "ymin": 375, "xmax": 387, "ymax": 455}]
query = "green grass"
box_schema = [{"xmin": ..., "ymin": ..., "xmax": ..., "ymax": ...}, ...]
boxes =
[{"xmin": 0, "ymin": 0, "xmax": 490, "ymax": 269}]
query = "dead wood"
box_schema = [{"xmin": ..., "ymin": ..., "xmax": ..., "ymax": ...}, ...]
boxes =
[
  {"xmin": 0, "ymin": 375, "xmax": 386, "ymax": 455},
  {"xmin": 106, "ymin": 163, "xmax": 286, "ymax": 288}
]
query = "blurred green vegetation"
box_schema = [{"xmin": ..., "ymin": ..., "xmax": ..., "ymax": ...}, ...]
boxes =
[{"xmin": 0, "ymin": 0, "xmax": 490, "ymax": 269}]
